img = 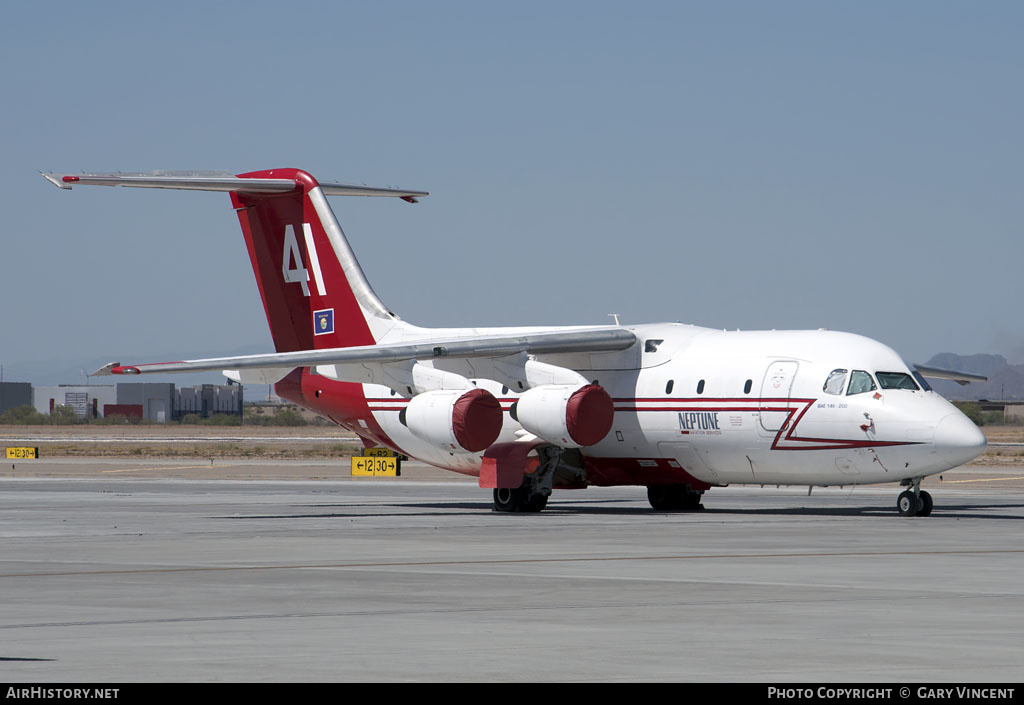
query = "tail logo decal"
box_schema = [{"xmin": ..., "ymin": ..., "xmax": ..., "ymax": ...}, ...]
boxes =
[
  {"xmin": 282, "ymin": 223, "xmax": 327, "ymax": 297},
  {"xmin": 314, "ymin": 308, "xmax": 335, "ymax": 335}
]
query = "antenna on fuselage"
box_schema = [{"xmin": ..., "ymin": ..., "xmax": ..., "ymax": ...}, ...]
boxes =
[{"xmin": 609, "ymin": 313, "xmax": 621, "ymax": 326}]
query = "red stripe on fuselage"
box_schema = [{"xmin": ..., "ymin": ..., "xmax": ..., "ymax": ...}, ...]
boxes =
[
  {"xmin": 363, "ymin": 394, "xmax": 921, "ymax": 451},
  {"xmin": 295, "ymin": 387, "xmax": 921, "ymax": 471}
]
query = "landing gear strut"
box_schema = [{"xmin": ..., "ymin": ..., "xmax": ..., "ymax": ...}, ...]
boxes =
[
  {"xmin": 897, "ymin": 477, "xmax": 933, "ymax": 517},
  {"xmin": 647, "ymin": 484, "xmax": 704, "ymax": 511}
]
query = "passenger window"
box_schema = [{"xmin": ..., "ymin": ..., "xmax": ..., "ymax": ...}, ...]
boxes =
[
  {"xmin": 847, "ymin": 370, "xmax": 877, "ymax": 395},
  {"xmin": 876, "ymin": 372, "xmax": 920, "ymax": 391},
  {"xmin": 823, "ymin": 369, "xmax": 848, "ymax": 395},
  {"xmin": 744, "ymin": 379, "xmax": 752, "ymax": 394},
  {"xmin": 696, "ymin": 379, "xmax": 705, "ymax": 395},
  {"xmin": 665, "ymin": 380, "xmax": 674, "ymax": 395}
]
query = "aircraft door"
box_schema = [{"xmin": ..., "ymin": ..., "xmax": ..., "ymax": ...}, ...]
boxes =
[{"xmin": 758, "ymin": 360, "xmax": 799, "ymax": 434}]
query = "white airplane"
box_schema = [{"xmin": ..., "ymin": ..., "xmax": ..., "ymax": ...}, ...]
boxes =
[{"xmin": 44, "ymin": 168, "xmax": 989, "ymax": 517}]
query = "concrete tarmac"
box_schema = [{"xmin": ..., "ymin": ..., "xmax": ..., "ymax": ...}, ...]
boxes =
[{"xmin": 1, "ymin": 461, "xmax": 1023, "ymax": 682}]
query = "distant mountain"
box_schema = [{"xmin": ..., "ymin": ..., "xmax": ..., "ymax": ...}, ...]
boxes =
[
  {"xmin": 923, "ymin": 353, "xmax": 1024, "ymax": 401},
  {"xmin": 925, "ymin": 353, "xmax": 1009, "ymax": 377}
]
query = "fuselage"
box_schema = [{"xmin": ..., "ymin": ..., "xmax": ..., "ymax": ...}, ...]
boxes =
[
  {"xmin": 278, "ymin": 323, "xmax": 987, "ymax": 489},
  {"xmin": 50, "ymin": 168, "xmax": 988, "ymax": 514}
]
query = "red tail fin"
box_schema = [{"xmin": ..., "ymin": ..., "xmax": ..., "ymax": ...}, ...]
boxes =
[
  {"xmin": 42, "ymin": 167, "xmax": 423, "ymax": 353},
  {"xmin": 232, "ymin": 168, "xmax": 386, "ymax": 352}
]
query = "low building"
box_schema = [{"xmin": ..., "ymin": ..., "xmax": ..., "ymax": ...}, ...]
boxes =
[
  {"xmin": 116, "ymin": 383, "xmax": 175, "ymax": 423},
  {"xmin": 176, "ymin": 383, "xmax": 243, "ymax": 419},
  {"xmin": 33, "ymin": 385, "xmax": 117, "ymax": 419},
  {"xmin": 20, "ymin": 381, "xmax": 245, "ymax": 423},
  {"xmin": 0, "ymin": 382, "xmax": 33, "ymax": 415}
]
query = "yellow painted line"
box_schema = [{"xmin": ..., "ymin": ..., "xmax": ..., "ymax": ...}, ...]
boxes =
[
  {"xmin": 941, "ymin": 475, "xmax": 1024, "ymax": 484},
  {"xmin": 102, "ymin": 465, "xmax": 219, "ymax": 474}
]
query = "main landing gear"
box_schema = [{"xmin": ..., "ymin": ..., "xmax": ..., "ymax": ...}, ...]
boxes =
[
  {"xmin": 492, "ymin": 445, "xmax": 564, "ymax": 513},
  {"xmin": 897, "ymin": 477, "xmax": 933, "ymax": 517},
  {"xmin": 647, "ymin": 484, "xmax": 704, "ymax": 511},
  {"xmin": 493, "ymin": 482, "xmax": 549, "ymax": 513}
]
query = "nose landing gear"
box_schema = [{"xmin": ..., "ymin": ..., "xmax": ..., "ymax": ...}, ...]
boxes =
[{"xmin": 897, "ymin": 477, "xmax": 933, "ymax": 517}]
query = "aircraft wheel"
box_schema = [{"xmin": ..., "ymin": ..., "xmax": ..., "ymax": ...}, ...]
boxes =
[
  {"xmin": 493, "ymin": 487, "xmax": 524, "ymax": 512},
  {"xmin": 918, "ymin": 490, "xmax": 933, "ymax": 517},
  {"xmin": 493, "ymin": 485, "xmax": 548, "ymax": 513},
  {"xmin": 523, "ymin": 492, "xmax": 548, "ymax": 513},
  {"xmin": 682, "ymin": 489, "xmax": 705, "ymax": 511},
  {"xmin": 647, "ymin": 485, "xmax": 677, "ymax": 511},
  {"xmin": 897, "ymin": 490, "xmax": 923, "ymax": 517},
  {"xmin": 648, "ymin": 485, "xmax": 703, "ymax": 511}
]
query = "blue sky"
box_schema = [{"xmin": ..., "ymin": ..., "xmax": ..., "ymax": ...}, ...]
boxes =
[{"xmin": 2, "ymin": 2, "xmax": 1021, "ymax": 384}]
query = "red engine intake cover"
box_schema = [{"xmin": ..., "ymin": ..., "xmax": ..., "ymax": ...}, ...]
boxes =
[
  {"xmin": 451, "ymin": 388, "xmax": 504, "ymax": 452},
  {"xmin": 565, "ymin": 384, "xmax": 614, "ymax": 446}
]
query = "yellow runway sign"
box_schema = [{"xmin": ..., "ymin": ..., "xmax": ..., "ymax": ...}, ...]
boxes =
[
  {"xmin": 6, "ymin": 447, "xmax": 39, "ymax": 460},
  {"xmin": 351, "ymin": 456, "xmax": 400, "ymax": 477},
  {"xmin": 365, "ymin": 447, "xmax": 406, "ymax": 459}
]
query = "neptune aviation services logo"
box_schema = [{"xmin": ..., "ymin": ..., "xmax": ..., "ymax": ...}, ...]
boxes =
[
  {"xmin": 313, "ymin": 308, "xmax": 334, "ymax": 336},
  {"xmin": 678, "ymin": 411, "xmax": 721, "ymax": 435}
]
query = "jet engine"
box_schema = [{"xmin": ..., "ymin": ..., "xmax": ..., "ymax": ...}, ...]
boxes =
[
  {"xmin": 400, "ymin": 388, "xmax": 503, "ymax": 453},
  {"xmin": 511, "ymin": 383, "xmax": 614, "ymax": 448}
]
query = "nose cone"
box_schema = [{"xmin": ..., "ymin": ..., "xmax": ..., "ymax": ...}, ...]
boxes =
[{"xmin": 934, "ymin": 412, "xmax": 987, "ymax": 466}]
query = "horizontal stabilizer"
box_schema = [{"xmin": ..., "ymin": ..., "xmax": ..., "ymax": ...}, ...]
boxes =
[{"xmin": 41, "ymin": 171, "xmax": 428, "ymax": 202}]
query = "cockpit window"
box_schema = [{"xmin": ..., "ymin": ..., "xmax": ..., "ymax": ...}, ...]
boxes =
[
  {"xmin": 912, "ymin": 371, "xmax": 933, "ymax": 392},
  {"xmin": 876, "ymin": 371, "xmax": 920, "ymax": 391},
  {"xmin": 847, "ymin": 370, "xmax": 877, "ymax": 395},
  {"xmin": 823, "ymin": 369, "xmax": 848, "ymax": 395}
]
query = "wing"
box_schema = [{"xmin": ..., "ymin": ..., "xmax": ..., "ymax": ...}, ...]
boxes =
[
  {"xmin": 913, "ymin": 364, "xmax": 988, "ymax": 387},
  {"xmin": 92, "ymin": 327, "xmax": 638, "ymax": 387}
]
